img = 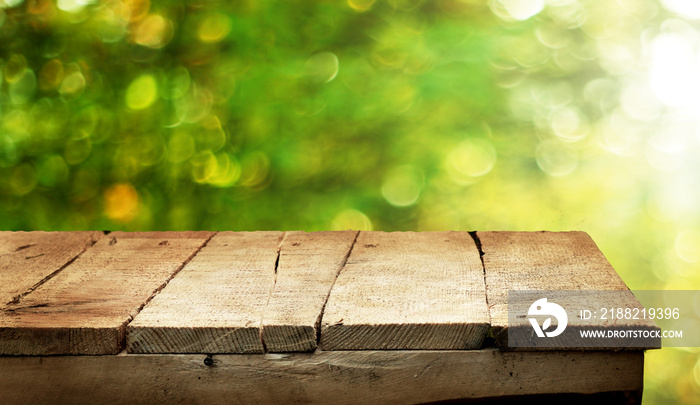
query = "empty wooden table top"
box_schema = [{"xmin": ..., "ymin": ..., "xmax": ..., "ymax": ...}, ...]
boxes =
[
  {"xmin": 0, "ymin": 230, "xmax": 654, "ymax": 404},
  {"xmin": 0, "ymin": 230, "xmax": 656, "ymax": 355}
]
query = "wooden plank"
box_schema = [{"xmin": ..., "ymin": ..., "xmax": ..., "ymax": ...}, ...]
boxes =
[
  {"xmin": 321, "ymin": 231, "xmax": 489, "ymax": 350},
  {"xmin": 0, "ymin": 231, "xmax": 102, "ymax": 306},
  {"xmin": 0, "ymin": 349, "xmax": 644, "ymax": 404},
  {"xmin": 261, "ymin": 230, "xmax": 358, "ymax": 352},
  {"xmin": 0, "ymin": 231, "xmax": 213, "ymax": 355},
  {"xmin": 477, "ymin": 231, "xmax": 659, "ymax": 350},
  {"xmin": 127, "ymin": 231, "xmax": 284, "ymax": 354}
]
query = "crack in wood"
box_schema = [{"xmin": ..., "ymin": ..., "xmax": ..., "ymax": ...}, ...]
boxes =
[
  {"xmin": 3, "ymin": 302, "xmax": 49, "ymax": 312},
  {"xmin": 469, "ymin": 231, "xmax": 492, "ymax": 338},
  {"xmin": 260, "ymin": 232, "xmax": 288, "ymax": 353},
  {"xmin": 314, "ymin": 230, "xmax": 360, "ymax": 347}
]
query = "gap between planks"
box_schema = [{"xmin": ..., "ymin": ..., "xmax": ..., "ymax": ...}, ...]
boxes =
[
  {"xmin": 261, "ymin": 230, "xmax": 361, "ymax": 352},
  {"xmin": 2, "ymin": 231, "xmax": 104, "ymax": 308},
  {"xmin": 128, "ymin": 231, "xmax": 361, "ymax": 354},
  {"xmin": 476, "ymin": 231, "xmax": 659, "ymax": 351},
  {"xmin": 126, "ymin": 231, "xmax": 218, "ymax": 327},
  {"xmin": 127, "ymin": 231, "xmax": 286, "ymax": 353},
  {"xmin": 0, "ymin": 232, "xmax": 216, "ymax": 355},
  {"xmin": 2, "ymin": 231, "xmax": 488, "ymax": 354}
]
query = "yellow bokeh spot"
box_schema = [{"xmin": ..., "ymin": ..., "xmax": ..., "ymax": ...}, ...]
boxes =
[
  {"xmin": 191, "ymin": 151, "xmax": 218, "ymax": 183},
  {"xmin": 2, "ymin": 109, "xmax": 31, "ymax": 141},
  {"xmin": 190, "ymin": 151, "xmax": 240, "ymax": 187},
  {"xmin": 348, "ymin": 0, "xmax": 376, "ymax": 12},
  {"xmin": 381, "ymin": 165, "xmax": 424, "ymax": 207},
  {"xmin": 239, "ymin": 151, "xmax": 270, "ymax": 187},
  {"xmin": 199, "ymin": 115, "xmax": 227, "ymax": 152},
  {"xmin": 332, "ymin": 209, "xmax": 373, "ymax": 231},
  {"xmin": 198, "ymin": 13, "xmax": 231, "ymax": 43},
  {"xmin": 104, "ymin": 183, "xmax": 139, "ymax": 223},
  {"xmin": 133, "ymin": 14, "xmax": 172, "ymax": 49},
  {"xmin": 126, "ymin": 74, "xmax": 158, "ymax": 110},
  {"xmin": 59, "ymin": 71, "xmax": 86, "ymax": 96},
  {"xmin": 38, "ymin": 59, "xmax": 64, "ymax": 90},
  {"xmin": 208, "ymin": 153, "xmax": 241, "ymax": 187},
  {"xmin": 445, "ymin": 138, "xmax": 497, "ymax": 184},
  {"xmin": 120, "ymin": 0, "xmax": 150, "ymax": 22}
]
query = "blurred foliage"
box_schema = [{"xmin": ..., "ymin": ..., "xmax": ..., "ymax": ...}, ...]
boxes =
[{"xmin": 1, "ymin": 0, "xmax": 700, "ymax": 403}]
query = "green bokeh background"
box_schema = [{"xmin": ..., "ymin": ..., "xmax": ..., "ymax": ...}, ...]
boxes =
[{"xmin": 1, "ymin": 0, "xmax": 699, "ymax": 402}]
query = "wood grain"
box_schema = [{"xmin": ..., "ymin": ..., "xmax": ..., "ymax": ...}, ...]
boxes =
[
  {"xmin": 0, "ymin": 349, "xmax": 644, "ymax": 405},
  {"xmin": 127, "ymin": 231, "xmax": 284, "ymax": 354},
  {"xmin": 261, "ymin": 230, "xmax": 358, "ymax": 352},
  {"xmin": 477, "ymin": 231, "xmax": 659, "ymax": 350},
  {"xmin": 0, "ymin": 231, "xmax": 102, "ymax": 306},
  {"xmin": 0, "ymin": 231, "xmax": 213, "ymax": 355},
  {"xmin": 321, "ymin": 231, "xmax": 489, "ymax": 350}
]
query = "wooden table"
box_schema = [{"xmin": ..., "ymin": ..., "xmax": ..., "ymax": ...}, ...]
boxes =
[{"xmin": 0, "ymin": 231, "xmax": 654, "ymax": 404}]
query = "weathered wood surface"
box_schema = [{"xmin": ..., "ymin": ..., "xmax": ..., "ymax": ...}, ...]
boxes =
[
  {"xmin": 321, "ymin": 231, "xmax": 489, "ymax": 350},
  {"xmin": 0, "ymin": 230, "xmax": 653, "ymax": 355},
  {"xmin": 0, "ymin": 232, "xmax": 213, "ymax": 355},
  {"xmin": 262, "ymin": 230, "xmax": 358, "ymax": 352},
  {"xmin": 477, "ymin": 231, "xmax": 659, "ymax": 350},
  {"xmin": 0, "ymin": 349, "xmax": 644, "ymax": 405},
  {"xmin": 127, "ymin": 232, "xmax": 284, "ymax": 354},
  {"xmin": 0, "ymin": 231, "xmax": 102, "ymax": 306}
]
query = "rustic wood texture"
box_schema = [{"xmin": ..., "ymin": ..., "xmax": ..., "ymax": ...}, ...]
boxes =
[
  {"xmin": 0, "ymin": 230, "xmax": 653, "ymax": 356},
  {"xmin": 477, "ymin": 231, "xmax": 658, "ymax": 350},
  {"xmin": 262, "ymin": 230, "xmax": 358, "ymax": 352},
  {"xmin": 0, "ymin": 231, "xmax": 213, "ymax": 355},
  {"xmin": 127, "ymin": 231, "xmax": 284, "ymax": 354},
  {"xmin": 321, "ymin": 231, "xmax": 489, "ymax": 350},
  {"xmin": 0, "ymin": 349, "xmax": 644, "ymax": 405},
  {"xmin": 0, "ymin": 231, "xmax": 102, "ymax": 306}
]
